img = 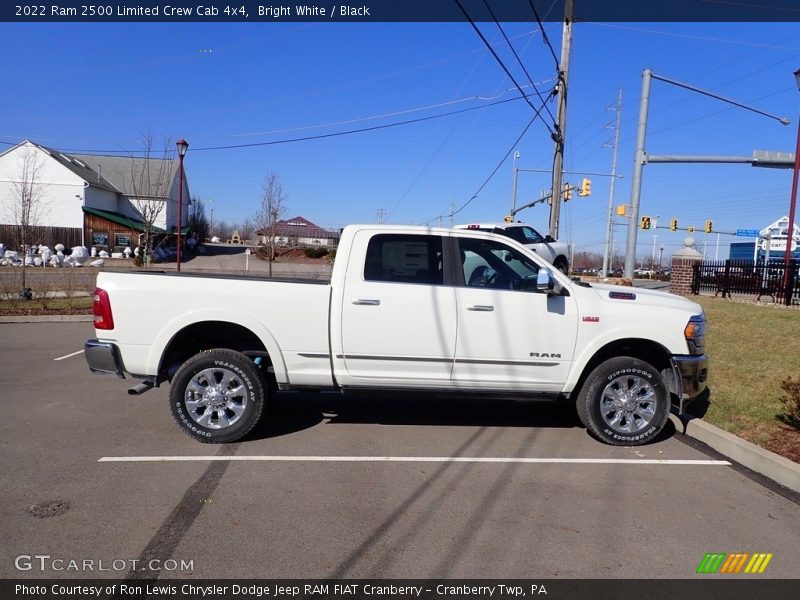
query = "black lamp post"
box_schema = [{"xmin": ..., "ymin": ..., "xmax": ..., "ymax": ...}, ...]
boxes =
[
  {"xmin": 176, "ymin": 138, "xmax": 189, "ymax": 272},
  {"xmin": 783, "ymin": 70, "xmax": 800, "ymax": 299}
]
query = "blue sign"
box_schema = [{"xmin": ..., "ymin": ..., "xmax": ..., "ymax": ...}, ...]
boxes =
[{"xmin": 736, "ymin": 229, "xmax": 759, "ymax": 237}]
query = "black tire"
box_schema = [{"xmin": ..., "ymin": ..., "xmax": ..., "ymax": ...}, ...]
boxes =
[
  {"xmin": 576, "ymin": 356, "xmax": 669, "ymax": 446},
  {"xmin": 553, "ymin": 257, "xmax": 569, "ymax": 275},
  {"xmin": 169, "ymin": 349, "xmax": 266, "ymax": 443}
]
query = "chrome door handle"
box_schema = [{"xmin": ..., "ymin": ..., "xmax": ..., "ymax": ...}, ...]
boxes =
[
  {"xmin": 353, "ymin": 298, "xmax": 380, "ymax": 305},
  {"xmin": 467, "ymin": 304, "xmax": 494, "ymax": 311}
]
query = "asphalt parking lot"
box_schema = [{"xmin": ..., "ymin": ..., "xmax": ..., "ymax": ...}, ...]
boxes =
[{"xmin": 1, "ymin": 322, "xmax": 798, "ymax": 581}]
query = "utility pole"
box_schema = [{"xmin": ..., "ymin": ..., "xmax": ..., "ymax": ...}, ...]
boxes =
[
  {"xmin": 510, "ymin": 151, "xmax": 520, "ymax": 216},
  {"xmin": 549, "ymin": 0, "xmax": 573, "ymax": 240},
  {"xmin": 377, "ymin": 208, "xmax": 386, "ymax": 224},
  {"xmin": 651, "ymin": 234, "xmax": 658, "ymax": 267},
  {"xmin": 602, "ymin": 89, "xmax": 622, "ymax": 278}
]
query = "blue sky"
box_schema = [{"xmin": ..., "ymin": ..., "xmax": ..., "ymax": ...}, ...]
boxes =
[{"xmin": 1, "ymin": 20, "xmax": 799, "ymax": 258}]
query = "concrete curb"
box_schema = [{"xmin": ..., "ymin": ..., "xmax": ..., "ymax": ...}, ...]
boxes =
[
  {"xmin": 670, "ymin": 413, "xmax": 800, "ymax": 493},
  {"xmin": 0, "ymin": 315, "xmax": 93, "ymax": 323}
]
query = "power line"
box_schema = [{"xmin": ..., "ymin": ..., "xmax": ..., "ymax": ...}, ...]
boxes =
[
  {"xmin": 454, "ymin": 0, "xmax": 556, "ymax": 137},
  {"xmin": 7, "ymin": 94, "xmax": 534, "ymax": 157},
  {"xmin": 480, "ymin": 0, "xmax": 557, "ymax": 125},
  {"xmin": 528, "ymin": 0, "xmax": 560, "ymax": 68},
  {"xmin": 424, "ymin": 93, "xmax": 555, "ymax": 224}
]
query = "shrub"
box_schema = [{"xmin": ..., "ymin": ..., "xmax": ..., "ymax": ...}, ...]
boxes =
[
  {"xmin": 304, "ymin": 247, "xmax": 329, "ymax": 259},
  {"xmin": 778, "ymin": 376, "xmax": 800, "ymax": 429}
]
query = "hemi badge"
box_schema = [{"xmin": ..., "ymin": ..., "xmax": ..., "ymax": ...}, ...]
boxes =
[{"xmin": 583, "ymin": 316, "xmax": 600, "ymax": 322}]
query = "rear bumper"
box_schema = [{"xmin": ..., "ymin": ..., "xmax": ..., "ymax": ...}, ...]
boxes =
[
  {"xmin": 670, "ymin": 354, "xmax": 709, "ymax": 413},
  {"xmin": 85, "ymin": 339, "xmax": 125, "ymax": 378}
]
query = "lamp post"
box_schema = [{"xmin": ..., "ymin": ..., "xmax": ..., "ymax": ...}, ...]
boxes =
[
  {"xmin": 176, "ymin": 138, "xmax": 189, "ymax": 272},
  {"xmin": 782, "ymin": 69, "xmax": 800, "ymax": 302}
]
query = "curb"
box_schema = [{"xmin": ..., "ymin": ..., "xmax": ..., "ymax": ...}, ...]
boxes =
[
  {"xmin": 0, "ymin": 315, "xmax": 93, "ymax": 323},
  {"xmin": 669, "ymin": 413, "xmax": 800, "ymax": 493}
]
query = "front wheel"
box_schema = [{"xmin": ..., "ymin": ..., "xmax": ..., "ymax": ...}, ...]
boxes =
[
  {"xmin": 169, "ymin": 349, "xmax": 266, "ymax": 443},
  {"xmin": 576, "ymin": 356, "xmax": 669, "ymax": 446}
]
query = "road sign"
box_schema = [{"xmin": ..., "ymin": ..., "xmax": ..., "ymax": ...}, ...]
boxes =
[{"xmin": 736, "ymin": 229, "xmax": 759, "ymax": 237}]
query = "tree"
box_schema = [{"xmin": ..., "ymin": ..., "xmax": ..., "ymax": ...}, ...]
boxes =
[
  {"xmin": 8, "ymin": 144, "xmax": 47, "ymax": 295},
  {"xmin": 188, "ymin": 196, "xmax": 210, "ymax": 241},
  {"xmin": 129, "ymin": 136, "xmax": 175, "ymax": 266},
  {"xmin": 253, "ymin": 173, "xmax": 287, "ymax": 277}
]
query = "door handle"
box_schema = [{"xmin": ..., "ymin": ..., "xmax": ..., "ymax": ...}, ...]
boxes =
[
  {"xmin": 353, "ymin": 298, "xmax": 380, "ymax": 305},
  {"xmin": 467, "ymin": 304, "xmax": 494, "ymax": 311}
]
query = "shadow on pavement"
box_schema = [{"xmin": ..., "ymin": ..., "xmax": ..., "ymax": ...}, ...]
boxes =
[{"xmin": 245, "ymin": 391, "xmax": 582, "ymax": 441}]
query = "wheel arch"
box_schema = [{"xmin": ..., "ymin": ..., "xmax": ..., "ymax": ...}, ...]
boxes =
[
  {"xmin": 152, "ymin": 317, "xmax": 286, "ymax": 385},
  {"xmin": 569, "ymin": 337, "xmax": 675, "ymax": 401}
]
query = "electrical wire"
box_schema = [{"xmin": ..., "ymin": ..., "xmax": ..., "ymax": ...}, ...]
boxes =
[
  {"xmin": 454, "ymin": 0, "xmax": 556, "ymax": 137},
  {"xmin": 527, "ymin": 0, "xmax": 560, "ymax": 69},
  {"xmin": 480, "ymin": 0, "xmax": 557, "ymax": 126},
  {"xmin": 422, "ymin": 91, "xmax": 555, "ymax": 225}
]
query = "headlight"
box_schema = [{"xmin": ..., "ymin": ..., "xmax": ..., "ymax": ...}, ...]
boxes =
[{"xmin": 684, "ymin": 314, "xmax": 706, "ymax": 355}]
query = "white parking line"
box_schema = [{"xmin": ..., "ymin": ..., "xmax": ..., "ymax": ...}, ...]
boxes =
[
  {"xmin": 98, "ymin": 456, "xmax": 731, "ymax": 465},
  {"xmin": 54, "ymin": 350, "xmax": 84, "ymax": 361}
]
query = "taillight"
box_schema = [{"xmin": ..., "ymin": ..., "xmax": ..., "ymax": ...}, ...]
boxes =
[{"xmin": 93, "ymin": 288, "xmax": 114, "ymax": 330}]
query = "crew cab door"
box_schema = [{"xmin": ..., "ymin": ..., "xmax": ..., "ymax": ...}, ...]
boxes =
[
  {"xmin": 336, "ymin": 230, "xmax": 457, "ymax": 385},
  {"xmin": 452, "ymin": 235, "xmax": 578, "ymax": 391}
]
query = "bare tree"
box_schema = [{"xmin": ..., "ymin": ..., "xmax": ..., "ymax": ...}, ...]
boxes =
[
  {"xmin": 253, "ymin": 173, "xmax": 287, "ymax": 277},
  {"xmin": 129, "ymin": 136, "xmax": 175, "ymax": 267},
  {"xmin": 188, "ymin": 196, "xmax": 210, "ymax": 241},
  {"xmin": 8, "ymin": 145, "xmax": 47, "ymax": 294}
]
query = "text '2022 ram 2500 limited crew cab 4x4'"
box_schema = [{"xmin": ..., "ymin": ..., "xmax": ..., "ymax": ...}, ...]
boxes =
[{"xmin": 85, "ymin": 225, "xmax": 708, "ymax": 446}]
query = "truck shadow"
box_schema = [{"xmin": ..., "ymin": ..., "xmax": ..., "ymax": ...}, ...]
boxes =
[
  {"xmin": 248, "ymin": 393, "xmax": 580, "ymax": 441},
  {"xmin": 247, "ymin": 391, "xmax": 679, "ymax": 444}
]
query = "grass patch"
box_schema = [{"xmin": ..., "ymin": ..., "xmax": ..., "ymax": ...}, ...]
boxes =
[{"xmin": 693, "ymin": 296, "xmax": 800, "ymax": 451}]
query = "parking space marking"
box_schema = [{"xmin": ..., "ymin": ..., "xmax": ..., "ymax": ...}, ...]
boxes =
[
  {"xmin": 54, "ymin": 349, "xmax": 84, "ymax": 361},
  {"xmin": 99, "ymin": 455, "xmax": 731, "ymax": 465}
]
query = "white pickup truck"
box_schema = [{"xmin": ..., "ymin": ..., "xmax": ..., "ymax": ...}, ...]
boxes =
[{"xmin": 85, "ymin": 224, "xmax": 708, "ymax": 446}]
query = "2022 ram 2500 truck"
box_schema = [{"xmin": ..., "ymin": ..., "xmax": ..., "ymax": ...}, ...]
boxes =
[{"xmin": 85, "ymin": 224, "xmax": 708, "ymax": 446}]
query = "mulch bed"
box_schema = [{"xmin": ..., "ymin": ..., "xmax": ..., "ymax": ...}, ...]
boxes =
[{"xmin": 0, "ymin": 307, "xmax": 92, "ymax": 316}]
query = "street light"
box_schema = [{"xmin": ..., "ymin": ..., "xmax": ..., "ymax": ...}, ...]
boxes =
[
  {"xmin": 783, "ymin": 69, "xmax": 800, "ymax": 299},
  {"xmin": 176, "ymin": 138, "xmax": 189, "ymax": 272}
]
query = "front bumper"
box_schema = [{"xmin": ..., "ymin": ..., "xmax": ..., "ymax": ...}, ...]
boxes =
[
  {"xmin": 670, "ymin": 354, "xmax": 709, "ymax": 414},
  {"xmin": 85, "ymin": 339, "xmax": 125, "ymax": 379}
]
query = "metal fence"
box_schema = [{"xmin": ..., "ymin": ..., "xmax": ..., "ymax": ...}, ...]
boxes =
[{"xmin": 692, "ymin": 259, "xmax": 799, "ymax": 306}]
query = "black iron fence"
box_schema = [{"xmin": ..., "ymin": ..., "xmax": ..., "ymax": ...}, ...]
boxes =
[{"xmin": 692, "ymin": 259, "xmax": 799, "ymax": 306}]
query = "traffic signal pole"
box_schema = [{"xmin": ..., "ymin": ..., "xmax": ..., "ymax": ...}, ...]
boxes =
[{"xmin": 624, "ymin": 69, "xmax": 652, "ymax": 280}]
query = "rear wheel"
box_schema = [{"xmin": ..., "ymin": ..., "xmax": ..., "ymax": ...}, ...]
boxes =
[
  {"xmin": 169, "ymin": 349, "xmax": 266, "ymax": 443},
  {"xmin": 576, "ymin": 356, "xmax": 669, "ymax": 446}
]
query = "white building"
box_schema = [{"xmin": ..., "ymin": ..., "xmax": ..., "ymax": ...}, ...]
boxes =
[{"xmin": 0, "ymin": 140, "xmax": 189, "ymax": 249}]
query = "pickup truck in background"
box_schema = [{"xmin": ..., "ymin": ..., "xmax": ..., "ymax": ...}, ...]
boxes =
[
  {"xmin": 454, "ymin": 222, "xmax": 571, "ymax": 274},
  {"xmin": 85, "ymin": 224, "xmax": 708, "ymax": 446}
]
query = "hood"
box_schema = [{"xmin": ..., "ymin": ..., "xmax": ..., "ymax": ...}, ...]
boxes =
[{"xmin": 586, "ymin": 282, "xmax": 704, "ymax": 314}]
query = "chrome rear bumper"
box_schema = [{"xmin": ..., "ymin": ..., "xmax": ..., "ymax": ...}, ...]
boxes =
[{"xmin": 85, "ymin": 339, "xmax": 125, "ymax": 378}]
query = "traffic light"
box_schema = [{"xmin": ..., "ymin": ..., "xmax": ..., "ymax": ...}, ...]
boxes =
[
  {"xmin": 670, "ymin": 218, "xmax": 678, "ymax": 232},
  {"xmin": 504, "ymin": 215, "xmax": 513, "ymax": 223},
  {"xmin": 563, "ymin": 185, "xmax": 573, "ymax": 201},
  {"xmin": 705, "ymin": 219, "xmax": 713, "ymax": 233},
  {"xmin": 688, "ymin": 226, "xmax": 695, "ymax": 233},
  {"xmin": 616, "ymin": 205, "xmax": 627, "ymax": 216},
  {"xmin": 579, "ymin": 178, "xmax": 592, "ymax": 197},
  {"xmin": 640, "ymin": 216, "xmax": 651, "ymax": 230}
]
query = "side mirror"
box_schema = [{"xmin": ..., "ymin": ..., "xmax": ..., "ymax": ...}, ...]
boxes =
[
  {"xmin": 537, "ymin": 268, "xmax": 554, "ymax": 293},
  {"xmin": 544, "ymin": 235, "xmax": 555, "ymax": 243}
]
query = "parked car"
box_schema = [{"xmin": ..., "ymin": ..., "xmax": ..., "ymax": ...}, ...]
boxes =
[
  {"xmin": 85, "ymin": 224, "xmax": 708, "ymax": 446},
  {"xmin": 454, "ymin": 222, "xmax": 570, "ymax": 274}
]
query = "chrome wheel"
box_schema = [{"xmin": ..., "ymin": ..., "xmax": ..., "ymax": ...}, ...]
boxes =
[
  {"xmin": 184, "ymin": 367, "xmax": 248, "ymax": 429},
  {"xmin": 599, "ymin": 374, "xmax": 657, "ymax": 434}
]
